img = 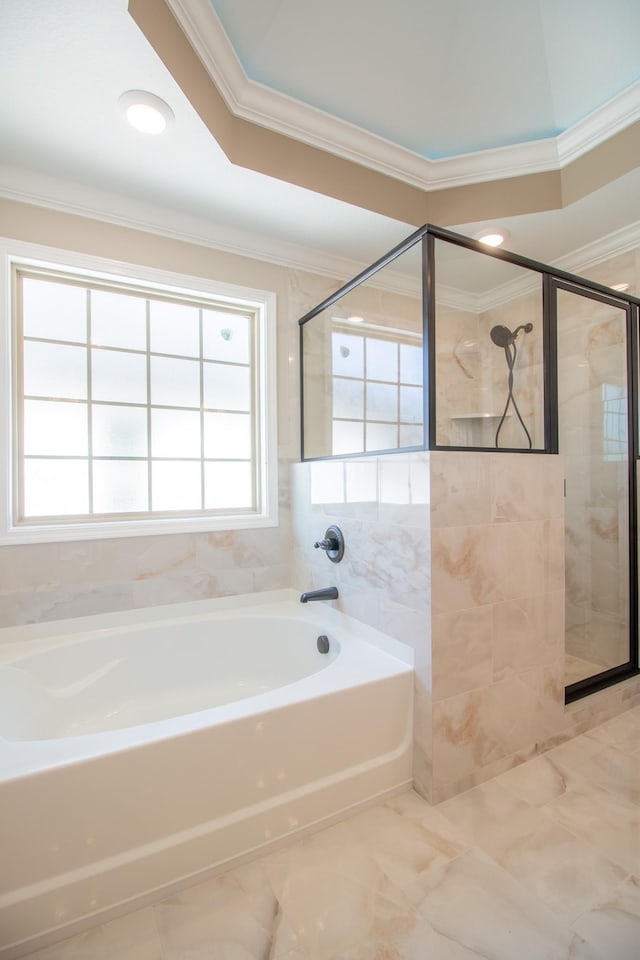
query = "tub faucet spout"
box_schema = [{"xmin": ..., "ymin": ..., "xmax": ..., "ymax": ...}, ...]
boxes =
[{"xmin": 299, "ymin": 586, "xmax": 339, "ymax": 603}]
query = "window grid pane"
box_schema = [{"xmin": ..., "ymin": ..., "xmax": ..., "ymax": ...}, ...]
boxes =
[
  {"xmin": 15, "ymin": 271, "xmax": 259, "ymax": 522},
  {"xmin": 331, "ymin": 328, "xmax": 424, "ymax": 455}
]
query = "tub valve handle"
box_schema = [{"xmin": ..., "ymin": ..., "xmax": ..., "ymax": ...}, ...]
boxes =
[
  {"xmin": 313, "ymin": 525, "xmax": 344, "ymax": 563},
  {"xmin": 314, "ymin": 537, "xmax": 336, "ymax": 551}
]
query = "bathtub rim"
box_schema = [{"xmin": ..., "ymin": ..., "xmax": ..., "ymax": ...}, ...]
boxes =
[{"xmin": 0, "ymin": 588, "xmax": 413, "ymax": 663}]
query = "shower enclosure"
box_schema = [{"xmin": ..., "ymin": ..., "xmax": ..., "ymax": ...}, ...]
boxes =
[{"xmin": 299, "ymin": 224, "xmax": 640, "ymax": 702}]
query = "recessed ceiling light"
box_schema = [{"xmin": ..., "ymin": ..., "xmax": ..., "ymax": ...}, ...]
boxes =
[
  {"xmin": 119, "ymin": 91, "xmax": 174, "ymax": 135},
  {"xmin": 476, "ymin": 229, "xmax": 509, "ymax": 248},
  {"xmin": 347, "ymin": 315, "xmax": 365, "ymax": 323},
  {"xmin": 612, "ymin": 282, "xmax": 630, "ymax": 292}
]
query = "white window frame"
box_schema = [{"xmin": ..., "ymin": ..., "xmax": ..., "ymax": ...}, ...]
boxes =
[{"xmin": 0, "ymin": 238, "xmax": 278, "ymax": 544}]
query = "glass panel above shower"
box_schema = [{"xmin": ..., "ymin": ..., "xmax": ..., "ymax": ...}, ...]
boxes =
[
  {"xmin": 301, "ymin": 240, "xmax": 424, "ymax": 460},
  {"xmin": 432, "ymin": 239, "xmax": 545, "ymax": 451}
]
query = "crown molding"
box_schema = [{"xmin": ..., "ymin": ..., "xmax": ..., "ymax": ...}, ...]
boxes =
[
  {"xmin": 0, "ymin": 167, "xmax": 419, "ymax": 299},
  {"xmin": 2, "ymin": 165, "xmax": 639, "ymax": 313},
  {"xmin": 166, "ymin": 0, "xmax": 640, "ymax": 191},
  {"xmin": 557, "ymin": 80, "xmax": 640, "ymax": 168},
  {"xmin": 554, "ymin": 218, "xmax": 640, "ymax": 274},
  {"xmin": 467, "ymin": 220, "xmax": 640, "ymax": 313}
]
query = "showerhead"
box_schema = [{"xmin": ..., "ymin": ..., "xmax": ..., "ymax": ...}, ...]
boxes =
[
  {"xmin": 490, "ymin": 322, "xmax": 533, "ymax": 348},
  {"xmin": 490, "ymin": 324, "xmax": 513, "ymax": 348}
]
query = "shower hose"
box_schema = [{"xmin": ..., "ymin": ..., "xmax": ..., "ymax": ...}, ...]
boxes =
[{"xmin": 494, "ymin": 333, "xmax": 533, "ymax": 449}]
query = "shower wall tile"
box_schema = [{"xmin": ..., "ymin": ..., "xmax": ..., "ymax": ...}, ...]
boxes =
[
  {"xmin": 430, "ymin": 452, "xmax": 492, "ymax": 528},
  {"xmin": 130, "ymin": 567, "xmax": 255, "ymax": 608},
  {"xmin": 429, "ymin": 451, "xmax": 569, "ymax": 800},
  {"xmin": 0, "ymin": 524, "xmax": 293, "ymax": 627},
  {"xmin": 412, "ymin": 678, "xmax": 433, "ymax": 804},
  {"xmin": 492, "ymin": 454, "xmax": 564, "ymax": 523},
  {"xmin": 431, "ymin": 525, "xmax": 497, "ymax": 612},
  {"xmin": 492, "ymin": 591, "xmax": 564, "ymax": 680},
  {"xmin": 0, "ymin": 580, "xmax": 135, "ymax": 626},
  {"xmin": 431, "ymin": 606, "xmax": 493, "ymax": 700},
  {"xmin": 289, "ymin": 452, "xmax": 433, "ymax": 799}
]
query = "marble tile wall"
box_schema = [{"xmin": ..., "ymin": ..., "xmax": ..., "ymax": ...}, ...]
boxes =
[
  {"xmin": 289, "ymin": 453, "xmax": 433, "ymax": 800},
  {"xmin": 0, "ymin": 523, "xmax": 294, "ymax": 627},
  {"xmin": 429, "ymin": 449, "xmax": 640, "ymax": 800},
  {"xmin": 429, "ymin": 450, "xmax": 567, "ymax": 800},
  {"xmin": 290, "ymin": 446, "xmax": 640, "ymax": 803}
]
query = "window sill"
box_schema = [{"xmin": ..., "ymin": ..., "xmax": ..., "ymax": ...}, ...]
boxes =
[{"xmin": 0, "ymin": 510, "xmax": 278, "ymax": 545}]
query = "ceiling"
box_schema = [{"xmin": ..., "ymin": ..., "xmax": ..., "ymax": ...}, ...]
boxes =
[
  {"xmin": 205, "ymin": 0, "xmax": 640, "ymax": 160},
  {"xmin": 2, "ymin": 0, "xmax": 640, "ymax": 295}
]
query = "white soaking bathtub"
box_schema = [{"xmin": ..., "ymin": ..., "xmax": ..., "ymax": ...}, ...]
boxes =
[{"xmin": 0, "ymin": 589, "xmax": 413, "ymax": 958}]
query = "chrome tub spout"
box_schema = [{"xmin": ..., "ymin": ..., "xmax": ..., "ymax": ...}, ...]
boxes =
[{"xmin": 299, "ymin": 586, "xmax": 339, "ymax": 603}]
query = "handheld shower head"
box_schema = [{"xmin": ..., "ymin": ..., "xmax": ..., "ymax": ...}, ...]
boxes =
[
  {"xmin": 489, "ymin": 324, "xmax": 513, "ymax": 348},
  {"xmin": 490, "ymin": 321, "xmax": 534, "ymax": 450},
  {"xmin": 490, "ymin": 322, "xmax": 533, "ymax": 348}
]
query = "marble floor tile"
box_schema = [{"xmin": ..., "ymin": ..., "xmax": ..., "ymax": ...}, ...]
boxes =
[
  {"xmin": 568, "ymin": 744, "xmax": 640, "ymax": 805},
  {"xmin": 19, "ymin": 702, "xmax": 640, "ymax": 960},
  {"xmin": 414, "ymin": 849, "xmax": 588, "ymax": 960},
  {"xmin": 344, "ymin": 800, "xmax": 469, "ymax": 907},
  {"xmin": 22, "ymin": 908, "xmax": 163, "ymax": 960},
  {"xmin": 585, "ymin": 706, "xmax": 640, "ymax": 755},
  {"xmin": 545, "ymin": 733, "xmax": 610, "ymax": 770},
  {"xmin": 153, "ymin": 861, "xmax": 277, "ymax": 960},
  {"xmin": 437, "ymin": 777, "xmax": 628, "ymax": 924},
  {"xmin": 494, "ymin": 751, "xmax": 591, "ymax": 806},
  {"xmin": 543, "ymin": 782, "xmax": 640, "ymax": 875},
  {"xmin": 572, "ymin": 875, "xmax": 640, "ymax": 960}
]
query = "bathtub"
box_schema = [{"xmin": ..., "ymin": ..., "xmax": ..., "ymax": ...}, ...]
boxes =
[{"xmin": 0, "ymin": 589, "xmax": 413, "ymax": 957}]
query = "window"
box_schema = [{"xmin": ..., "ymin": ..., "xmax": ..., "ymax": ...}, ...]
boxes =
[
  {"xmin": 0, "ymin": 242, "xmax": 277, "ymax": 543},
  {"xmin": 331, "ymin": 324, "xmax": 424, "ymax": 455}
]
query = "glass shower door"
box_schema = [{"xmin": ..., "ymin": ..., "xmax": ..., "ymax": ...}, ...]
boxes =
[{"xmin": 555, "ymin": 282, "xmax": 635, "ymax": 692}]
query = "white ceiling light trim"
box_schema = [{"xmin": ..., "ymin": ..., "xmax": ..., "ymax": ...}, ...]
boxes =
[
  {"xmin": 119, "ymin": 90, "xmax": 175, "ymax": 134},
  {"xmin": 476, "ymin": 229, "xmax": 510, "ymax": 247},
  {"xmin": 165, "ymin": 0, "xmax": 640, "ymax": 191}
]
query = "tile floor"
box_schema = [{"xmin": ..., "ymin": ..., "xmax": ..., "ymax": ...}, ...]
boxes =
[{"xmin": 22, "ymin": 706, "xmax": 640, "ymax": 960}]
